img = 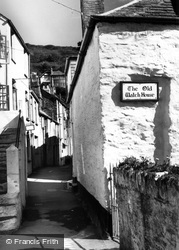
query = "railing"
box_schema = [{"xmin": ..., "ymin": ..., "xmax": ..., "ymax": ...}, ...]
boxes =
[
  {"xmin": 0, "ymin": 85, "xmax": 9, "ymax": 110},
  {"xmin": 15, "ymin": 110, "xmax": 22, "ymax": 148}
]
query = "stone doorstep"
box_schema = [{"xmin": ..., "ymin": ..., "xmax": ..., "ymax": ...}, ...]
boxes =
[
  {"xmin": 0, "ymin": 217, "xmax": 20, "ymax": 232},
  {"xmin": 0, "ymin": 204, "xmax": 18, "ymax": 218},
  {"xmin": 0, "ymin": 183, "xmax": 7, "ymax": 194},
  {"xmin": 0, "ymin": 192, "xmax": 20, "ymax": 205}
]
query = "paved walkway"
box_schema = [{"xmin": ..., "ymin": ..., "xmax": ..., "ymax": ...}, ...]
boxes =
[{"xmin": 3, "ymin": 165, "xmax": 119, "ymax": 249}]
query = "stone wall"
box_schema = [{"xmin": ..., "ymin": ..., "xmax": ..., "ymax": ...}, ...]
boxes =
[
  {"xmin": 98, "ymin": 22, "xmax": 179, "ymax": 167},
  {"xmin": 113, "ymin": 161, "xmax": 179, "ymax": 250}
]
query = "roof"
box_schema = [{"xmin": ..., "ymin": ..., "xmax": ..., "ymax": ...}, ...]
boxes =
[
  {"xmin": 41, "ymin": 89, "xmax": 69, "ymax": 109},
  {"xmin": 30, "ymin": 90, "xmax": 40, "ymax": 103},
  {"xmin": 0, "ymin": 13, "xmax": 30, "ymax": 54},
  {"xmin": 39, "ymin": 110, "xmax": 59, "ymax": 124},
  {"xmin": 67, "ymin": 0, "xmax": 179, "ymax": 103},
  {"xmin": 102, "ymin": 0, "xmax": 177, "ymax": 18}
]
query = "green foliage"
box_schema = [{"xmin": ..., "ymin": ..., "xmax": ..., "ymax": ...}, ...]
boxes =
[
  {"xmin": 26, "ymin": 43, "xmax": 79, "ymax": 74},
  {"xmin": 117, "ymin": 156, "xmax": 173, "ymax": 171},
  {"xmin": 116, "ymin": 157, "xmax": 179, "ymax": 187}
]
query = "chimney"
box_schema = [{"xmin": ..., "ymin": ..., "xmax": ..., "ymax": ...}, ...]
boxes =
[{"xmin": 80, "ymin": 0, "xmax": 104, "ymax": 34}]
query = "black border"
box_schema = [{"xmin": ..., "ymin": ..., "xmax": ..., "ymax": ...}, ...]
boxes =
[{"xmin": 120, "ymin": 81, "xmax": 159, "ymax": 102}]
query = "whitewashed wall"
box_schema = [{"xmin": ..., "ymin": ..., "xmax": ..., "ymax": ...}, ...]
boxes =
[
  {"xmin": 71, "ymin": 21, "xmax": 179, "ymax": 210},
  {"xmin": 71, "ymin": 26, "xmax": 109, "ymax": 209},
  {"xmin": 9, "ymin": 33, "xmax": 29, "ymax": 114},
  {"xmin": 98, "ymin": 22, "xmax": 179, "ymax": 167},
  {"xmin": 0, "ymin": 17, "xmax": 30, "ymax": 130}
]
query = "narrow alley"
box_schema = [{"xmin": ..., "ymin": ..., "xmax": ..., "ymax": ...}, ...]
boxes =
[{"xmin": 0, "ymin": 165, "xmax": 119, "ymax": 250}]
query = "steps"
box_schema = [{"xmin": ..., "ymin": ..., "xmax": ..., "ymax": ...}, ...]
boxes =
[
  {"xmin": 0, "ymin": 189, "xmax": 21, "ymax": 233},
  {"xmin": 0, "ymin": 128, "xmax": 22, "ymax": 233},
  {"xmin": 0, "ymin": 128, "xmax": 17, "ymax": 194}
]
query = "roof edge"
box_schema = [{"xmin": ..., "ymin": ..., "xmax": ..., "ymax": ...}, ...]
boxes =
[
  {"xmin": 67, "ymin": 15, "xmax": 179, "ymax": 103},
  {"xmin": 0, "ymin": 13, "xmax": 30, "ymax": 54}
]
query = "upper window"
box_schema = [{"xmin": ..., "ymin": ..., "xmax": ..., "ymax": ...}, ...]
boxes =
[{"xmin": 0, "ymin": 35, "xmax": 7, "ymax": 61}]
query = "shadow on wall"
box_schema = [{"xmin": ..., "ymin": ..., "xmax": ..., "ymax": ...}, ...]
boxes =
[
  {"xmin": 28, "ymin": 136, "xmax": 60, "ymax": 170},
  {"xmin": 28, "ymin": 136, "xmax": 72, "ymax": 170},
  {"xmin": 111, "ymin": 75, "xmax": 171, "ymax": 162},
  {"xmin": 153, "ymin": 77, "xmax": 171, "ymax": 161}
]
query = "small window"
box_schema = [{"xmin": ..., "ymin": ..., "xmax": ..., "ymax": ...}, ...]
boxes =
[
  {"xmin": 0, "ymin": 85, "xmax": 9, "ymax": 110},
  {"xmin": 0, "ymin": 35, "xmax": 7, "ymax": 61}
]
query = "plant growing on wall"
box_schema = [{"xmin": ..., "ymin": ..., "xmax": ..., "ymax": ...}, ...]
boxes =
[{"xmin": 115, "ymin": 156, "xmax": 179, "ymax": 189}]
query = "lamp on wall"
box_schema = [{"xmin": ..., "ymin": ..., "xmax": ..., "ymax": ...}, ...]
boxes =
[{"xmin": 171, "ymin": 0, "xmax": 179, "ymax": 15}]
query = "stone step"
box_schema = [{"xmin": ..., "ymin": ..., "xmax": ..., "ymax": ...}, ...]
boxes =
[
  {"xmin": 0, "ymin": 143, "xmax": 15, "ymax": 151},
  {"xmin": 0, "ymin": 159, "xmax": 6, "ymax": 165},
  {"xmin": 0, "ymin": 137, "xmax": 16, "ymax": 144},
  {"xmin": 0, "ymin": 128, "xmax": 17, "ymax": 146},
  {"xmin": 0, "ymin": 191, "xmax": 21, "ymax": 233},
  {"xmin": 0, "ymin": 168, "xmax": 7, "ymax": 185},
  {"xmin": 0, "ymin": 182, "xmax": 7, "ymax": 194},
  {"xmin": 1, "ymin": 128, "xmax": 17, "ymax": 134},
  {"xmin": 0, "ymin": 164, "xmax": 6, "ymax": 169},
  {"xmin": 0, "ymin": 152, "xmax": 6, "ymax": 159},
  {"xmin": 0, "ymin": 129, "xmax": 16, "ymax": 135},
  {"xmin": 0, "ymin": 204, "xmax": 17, "ymax": 218},
  {"xmin": 0, "ymin": 217, "xmax": 19, "ymax": 233}
]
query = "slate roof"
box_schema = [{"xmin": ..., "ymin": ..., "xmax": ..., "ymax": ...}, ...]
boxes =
[
  {"xmin": 67, "ymin": 0, "xmax": 179, "ymax": 103},
  {"xmin": 102, "ymin": 0, "xmax": 178, "ymax": 19}
]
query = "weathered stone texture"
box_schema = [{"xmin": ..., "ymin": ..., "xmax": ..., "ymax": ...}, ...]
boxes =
[
  {"xmin": 99, "ymin": 22, "xmax": 179, "ymax": 166},
  {"xmin": 0, "ymin": 178, "xmax": 22, "ymax": 233},
  {"xmin": 114, "ymin": 168, "xmax": 179, "ymax": 250}
]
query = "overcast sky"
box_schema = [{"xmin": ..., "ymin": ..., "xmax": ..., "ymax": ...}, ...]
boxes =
[{"xmin": 0, "ymin": 0, "xmax": 132, "ymax": 46}]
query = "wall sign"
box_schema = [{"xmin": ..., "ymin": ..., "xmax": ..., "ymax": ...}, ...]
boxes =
[
  {"xmin": 121, "ymin": 82, "xmax": 159, "ymax": 101},
  {"xmin": 26, "ymin": 124, "xmax": 35, "ymax": 131}
]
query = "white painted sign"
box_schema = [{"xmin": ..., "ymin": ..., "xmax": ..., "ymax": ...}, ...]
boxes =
[
  {"xmin": 121, "ymin": 82, "xmax": 159, "ymax": 101},
  {"xmin": 26, "ymin": 124, "xmax": 35, "ymax": 131}
]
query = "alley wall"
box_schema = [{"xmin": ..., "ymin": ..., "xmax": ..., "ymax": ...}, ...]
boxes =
[
  {"xmin": 71, "ymin": 26, "xmax": 109, "ymax": 209},
  {"xmin": 98, "ymin": 22, "xmax": 179, "ymax": 169},
  {"xmin": 71, "ymin": 20, "xmax": 179, "ymax": 211},
  {"xmin": 113, "ymin": 165, "xmax": 179, "ymax": 250}
]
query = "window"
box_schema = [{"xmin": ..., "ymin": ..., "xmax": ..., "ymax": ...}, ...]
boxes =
[
  {"xmin": 0, "ymin": 35, "xmax": 7, "ymax": 61},
  {"xmin": 25, "ymin": 91, "xmax": 30, "ymax": 121},
  {"xmin": 0, "ymin": 85, "xmax": 9, "ymax": 110},
  {"xmin": 12, "ymin": 80, "xmax": 17, "ymax": 110},
  {"xmin": 34, "ymin": 101, "xmax": 38, "ymax": 125},
  {"xmin": 30, "ymin": 96, "xmax": 34, "ymax": 122}
]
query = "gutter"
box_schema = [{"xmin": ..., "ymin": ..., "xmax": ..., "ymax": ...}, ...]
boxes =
[
  {"xmin": 67, "ymin": 15, "xmax": 179, "ymax": 104},
  {"xmin": 39, "ymin": 110, "xmax": 59, "ymax": 125}
]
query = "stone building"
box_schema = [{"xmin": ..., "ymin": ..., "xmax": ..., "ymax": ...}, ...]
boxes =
[{"xmin": 67, "ymin": 0, "xmax": 179, "ymax": 235}]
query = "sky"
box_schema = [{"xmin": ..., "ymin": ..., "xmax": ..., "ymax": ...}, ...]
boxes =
[{"xmin": 0, "ymin": 0, "xmax": 132, "ymax": 47}]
